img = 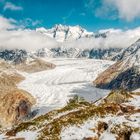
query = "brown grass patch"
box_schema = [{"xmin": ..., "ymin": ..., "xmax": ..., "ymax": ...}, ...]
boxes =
[{"xmin": 15, "ymin": 58, "xmax": 56, "ymax": 73}]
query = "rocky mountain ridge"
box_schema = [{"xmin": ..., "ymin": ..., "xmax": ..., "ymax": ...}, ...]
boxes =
[{"xmin": 94, "ymin": 39, "xmax": 140, "ymax": 90}]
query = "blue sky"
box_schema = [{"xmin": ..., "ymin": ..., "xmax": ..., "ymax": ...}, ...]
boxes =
[{"xmin": 0, "ymin": 0, "xmax": 140, "ymax": 31}]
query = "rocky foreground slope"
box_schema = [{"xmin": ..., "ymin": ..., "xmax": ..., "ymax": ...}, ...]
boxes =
[
  {"xmin": 94, "ymin": 39, "xmax": 140, "ymax": 91},
  {"xmin": 0, "ymin": 58, "xmax": 55, "ymax": 127},
  {"xmin": 1, "ymin": 90, "xmax": 140, "ymax": 140},
  {"xmin": 0, "ymin": 60, "xmax": 35, "ymax": 127},
  {"xmin": 0, "ymin": 57, "xmax": 139, "ymax": 139}
]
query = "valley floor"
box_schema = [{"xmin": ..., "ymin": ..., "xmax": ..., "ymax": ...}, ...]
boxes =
[{"xmin": 18, "ymin": 58, "xmax": 114, "ymax": 115}]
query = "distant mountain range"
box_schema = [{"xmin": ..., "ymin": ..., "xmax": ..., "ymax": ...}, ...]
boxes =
[
  {"xmin": 36, "ymin": 24, "xmax": 122, "ymax": 60},
  {"xmin": 0, "ymin": 47, "xmax": 122, "ymax": 64},
  {"xmin": 35, "ymin": 25, "xmax": 124, "ymax": 59},
  {"xmin": 0, "ymin": 24, "xmax": 139, "ymax": 63}
]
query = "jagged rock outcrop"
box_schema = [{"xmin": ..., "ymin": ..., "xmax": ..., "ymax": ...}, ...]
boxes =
[
  {"xmin": 0, "ymin": 49, "xmax": 27, "ymax": 64},
  {"xmin": 94, "ymin": 39, "xmax": 140, "ymax": 90}
]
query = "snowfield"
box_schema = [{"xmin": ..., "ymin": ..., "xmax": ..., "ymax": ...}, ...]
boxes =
[{"xmin": 18, "ymin": 58, "xmax": 114, "ymax": 115}]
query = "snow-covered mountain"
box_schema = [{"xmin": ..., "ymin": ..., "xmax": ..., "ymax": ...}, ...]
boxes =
[
  {"xmin": 1, "ymin": 25, "xmax": 133, "ymax": 61},
  {"xmin": 36, "ymin": 24, "xmax": 94, "ymax": 42},
  {"xmin": 0, "ymin": 47, "xmax": 122, "ymax": 63},
  {"xmin": 35, "ymin": 25, "xmax": 125, "ymax": 60},
  {"xmin": 1, "ymin": 25, "xmax": 140, "ymax": 62},
  {"xmin": 94, "ymin": 39, "xmax": 140, "ymax": 90},
  {"xmin": 36, "ymin": 25, "xmax": 125, "ymax": 43},
  {"xmin": 0, "ymin": 25, "xmax": 127, "ymax": 61}
]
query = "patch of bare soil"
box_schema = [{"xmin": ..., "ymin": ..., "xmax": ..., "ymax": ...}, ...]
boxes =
[{"xmin": 15, "ymin": 58, "xmax": 56, "ymax": 73}]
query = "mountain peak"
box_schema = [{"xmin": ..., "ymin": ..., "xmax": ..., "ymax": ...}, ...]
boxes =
[
  {"xmin": 54, "ymin": 24, "xmax": 68, "ymax": 30},
  {"xmin": 54, "ymin": 24, "xmax": 84, "ymax": 30},
  {"xmin": 36, "ymin": 25, "xmax": 94, "ymax": 42}
]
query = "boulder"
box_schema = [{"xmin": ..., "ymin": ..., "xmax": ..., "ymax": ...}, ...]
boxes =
[{"xmin": 0, "ymin": 88, "xmax": 36, "ymax": 127}]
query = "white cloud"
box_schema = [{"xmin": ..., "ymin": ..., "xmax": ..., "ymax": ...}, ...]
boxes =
[
  {"xmin": 0, "ymin": 29, "xmax": 58, "ymax": 51},
  {"xmin": 0, "ymin": 16, "xmax": 58, "ymax": 51},
  {"xmin": 85, "ymin": 0, "xmax": 140, "ymax": 21},
  {"xmin": 0, "ymin": 16, "xmax": 16, "ymax": 30},
  {"xmin": 0, "ymin": 15, "xmax": 140, "ymax": 52},
  {"xmin": 64, "ymin": 27, "xmax": 140, "ymax": 49},
  {"xmin": 104, "ymin": 0, "xmax": 140, "ymax": 21},
  {"xmin": 18, "ymin": 18, "xmax": 42, "ymax": 28},
  {"xmin": 4, "ymin": 2, "xmax": 23, "ymax": 11},
  {"xmin": 0, "ymin": 15, "xmax": 41, "ymax": 30}
]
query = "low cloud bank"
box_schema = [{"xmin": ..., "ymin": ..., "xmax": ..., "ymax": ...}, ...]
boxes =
[
  {"xmin": 1, "ymin": 16, "xmax": 140, "ymax": 51},
  {"xmin": 64, "ymin": 28, "xmax": 140, "ymax": 49},
  {"xmin": 0, "ymin": 16, "xmax": 58, "ymax": 51},
  {"xmin": 0, "ymin": 30, "xmax": 58, "ymax": 51}
]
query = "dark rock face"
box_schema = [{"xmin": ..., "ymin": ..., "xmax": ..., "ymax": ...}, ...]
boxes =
[
  {"xmin": 95, "ymin": 67, "xmax": 140, "ymax": 91},
  {"xmin": 0, "ymin": 49, "xmax": 27, "ymax": 64},
  {"xmin": 0, "ymin": 48, "xmax": 122, "ymax": 62},
  {"xmin": 107, "ymin": 67, "xmax": 140, "ymax": 90},
  {"xmin": 16, "ymin": 100, "xmax": 31, "ymax": 121},
  {"xmin": 89, "ymin": 48, "xmax": 122, "ymax": 60}
]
